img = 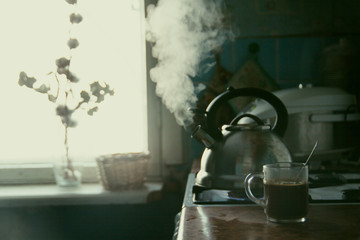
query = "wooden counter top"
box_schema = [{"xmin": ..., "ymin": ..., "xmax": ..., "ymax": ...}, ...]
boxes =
[{"xmin": 176, "ymin": 204, "xmax": 360, "ymax": 240}]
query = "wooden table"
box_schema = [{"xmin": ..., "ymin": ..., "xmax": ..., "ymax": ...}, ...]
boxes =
[{"xmin": 176, "ymin": 204, "xmax": 360, "ymax": 240}]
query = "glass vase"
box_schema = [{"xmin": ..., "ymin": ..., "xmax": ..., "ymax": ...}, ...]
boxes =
[{"xmin": 53, "ymin": 159, "xmax": 83, "ymax": 187}]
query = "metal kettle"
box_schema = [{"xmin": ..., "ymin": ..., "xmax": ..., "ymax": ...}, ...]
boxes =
[{"xmin": 192, "ymin": 87, "xmax": 292, "ymax": 191}]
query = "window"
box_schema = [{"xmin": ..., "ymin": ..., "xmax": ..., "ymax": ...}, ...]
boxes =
[{"xmin": 0, "ymin": 0, "xmax": 148, "ymax": 182}]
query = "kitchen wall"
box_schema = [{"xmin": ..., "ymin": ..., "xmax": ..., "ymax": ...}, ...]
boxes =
[
  {"xmin": 226, "ymin": 0, "xmax": 360, "ymax": 37},
  {"xmin": 186, "ymin": 0, "xmax": 360, "ymax": 165}
]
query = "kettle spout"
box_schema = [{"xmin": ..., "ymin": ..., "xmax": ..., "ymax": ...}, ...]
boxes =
[{"xmin": 192, "ymin": 126, "xmax": 216, "ymax": 148}]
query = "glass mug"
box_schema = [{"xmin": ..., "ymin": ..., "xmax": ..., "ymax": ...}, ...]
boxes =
[{"xmin": 244, "ymin": 162, "xmax": 309, "ymax": 223}]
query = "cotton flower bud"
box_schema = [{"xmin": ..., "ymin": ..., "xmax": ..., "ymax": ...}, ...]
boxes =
[
  {"xmin": 87, "ymin": 107, "xmax": 98, "ymax": 116},
  {"xmin": 55, "ymin": 57, "xmax": 70, "ymax": 68},
  {"xmin": 65, "ymin": 0, "xmax": 77, "ymax": 5},
  {"xmin": 35, "ymin": 84, "xmax": 50, "ymax": 94},
  {"xmin": 56, "ymin": 105, "xmax": 77, "ymax": 127},
  {"xmin": 67, "ymin": 38, "xmax": 79, "ymax": 49},
  {"xmin": 66, "ymin": 71, "xmax": 79, "ymax": 83},
  {"xmin": 56, "ymin": 105, "xmax": 70, "ymax": 116},
  {"xmin": 80, "ymin": 91, "xmax": 90, "ymax": 102},
  {"xmin": 18, "ymin": 71, "xmax": 36, "ymax": 88},
  {"xmin": 57, "ymin": 67, "xmax": 68, "ymax": 75},
  {"xmin": 70, "ymin": 13, "xmax": 83, "ymax": 24},
  {"xmin": 48, "ymin": 95, "xmax": 57, "ymax": 103},
  {"xmin": 56, "ymin": 105, "xmax": 71, "ymax": 117},
  {"xmin": 67, "ymin": 120, "xmax": 77, "ymax": 128}
]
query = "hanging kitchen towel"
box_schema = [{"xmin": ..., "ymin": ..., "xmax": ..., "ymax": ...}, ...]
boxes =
[{"xmin": 227, "ymin": 42, "xmax": 279, "ymax": 112}]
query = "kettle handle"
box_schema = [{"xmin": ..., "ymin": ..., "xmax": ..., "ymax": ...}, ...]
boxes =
[{"xmin": 206, "ymin": 87, "xmax": 288, "ymax": 140}]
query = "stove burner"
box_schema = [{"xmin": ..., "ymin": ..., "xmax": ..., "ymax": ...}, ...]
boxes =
[
  {"xmin": 191, "ymin": 173, "xmax": 360, "ymax": 205},
  {"xmin": 193, "ymin": 189, "xmax": 253, "ymax": 205}
]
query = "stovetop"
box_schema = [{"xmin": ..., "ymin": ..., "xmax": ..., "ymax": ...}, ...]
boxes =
[{"xmin": 183, "ymin": 172, "xmax": 360, "ymax": 207}]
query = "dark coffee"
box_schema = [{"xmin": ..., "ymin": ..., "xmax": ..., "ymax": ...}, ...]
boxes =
[{"xmin": 264, "ymin": 182, "xmax": 308, "ymax": 221}]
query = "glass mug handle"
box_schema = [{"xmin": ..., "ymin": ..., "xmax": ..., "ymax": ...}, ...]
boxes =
[{"xmin": 244, "ymin": 173, "xmax": 265, "ymax": 208}]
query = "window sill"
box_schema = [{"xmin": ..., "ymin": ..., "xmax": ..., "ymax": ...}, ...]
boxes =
[{"xmin": 0, "ymin": 182, "xmax": 163, "ymax": 207}]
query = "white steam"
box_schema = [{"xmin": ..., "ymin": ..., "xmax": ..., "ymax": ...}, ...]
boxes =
[{"xmin": 146, "ymin": 0, "xmax": 231, "ymax": 126}]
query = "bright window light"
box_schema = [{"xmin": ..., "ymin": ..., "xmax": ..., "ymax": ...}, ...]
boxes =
[{"xmin": 0, "ymin": 0, "xmax": 147, "ymax": 163}]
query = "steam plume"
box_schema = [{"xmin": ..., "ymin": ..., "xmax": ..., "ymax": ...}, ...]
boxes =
[{"xmin": 146, "ymin": 0, "xmax": 231, "ymax": 127}]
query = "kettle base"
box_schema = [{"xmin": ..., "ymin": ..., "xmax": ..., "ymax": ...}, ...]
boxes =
[{"xmin": 194, "ymin": 170, "xmax": 264, "ymax": 193}]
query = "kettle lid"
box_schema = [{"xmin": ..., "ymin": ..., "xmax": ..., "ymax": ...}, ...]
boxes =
[{"xmin": 222, "ymin": 124, "xmax": 271, "ymax": 132}]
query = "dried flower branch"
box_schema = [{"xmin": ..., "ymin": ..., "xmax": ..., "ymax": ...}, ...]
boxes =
[{"xmin": 17, "ymin": 0, "xmax": 114, "ymax": 183}]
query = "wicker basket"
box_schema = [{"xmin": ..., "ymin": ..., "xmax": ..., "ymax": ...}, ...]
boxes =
[{"xmin": 96, "ymin": 152, "xmax": 149, "ymax": 191}]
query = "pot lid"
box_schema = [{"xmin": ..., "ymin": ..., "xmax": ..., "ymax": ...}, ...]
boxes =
[
  {"xmin": 275, "ymin": 87, "xmax": 356, "ymax": 113},
  {"xmin": 246, "ymin": 87, "xmax": 357, "ymax": 119}
]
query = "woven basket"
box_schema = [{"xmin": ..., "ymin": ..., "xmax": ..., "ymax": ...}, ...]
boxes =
[{"xmin": 96, "ymin": 152, "xmax": 149, "ymax": 191}]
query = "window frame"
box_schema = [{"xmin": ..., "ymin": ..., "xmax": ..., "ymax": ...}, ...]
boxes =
[
  {"xmin": 144, "ymin": 0, "xmax": 186, "ymax": 182},
  {"xmin": 0, "ymin": 0, "xmax": 186, "ymax": 185},
  {"xmin": 0, "ymin": 162, "xmax": 99, "ymax": 185}
]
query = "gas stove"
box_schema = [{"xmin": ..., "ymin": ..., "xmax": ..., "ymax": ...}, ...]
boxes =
[{"xmin": 183, "ymin": 172, "xmax": 360, "ymax": 207}]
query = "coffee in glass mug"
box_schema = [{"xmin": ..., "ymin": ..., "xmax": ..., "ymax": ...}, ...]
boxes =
[{"xmin": 244, "ymin": 162, "xmax": 309, "ymax": 223}]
